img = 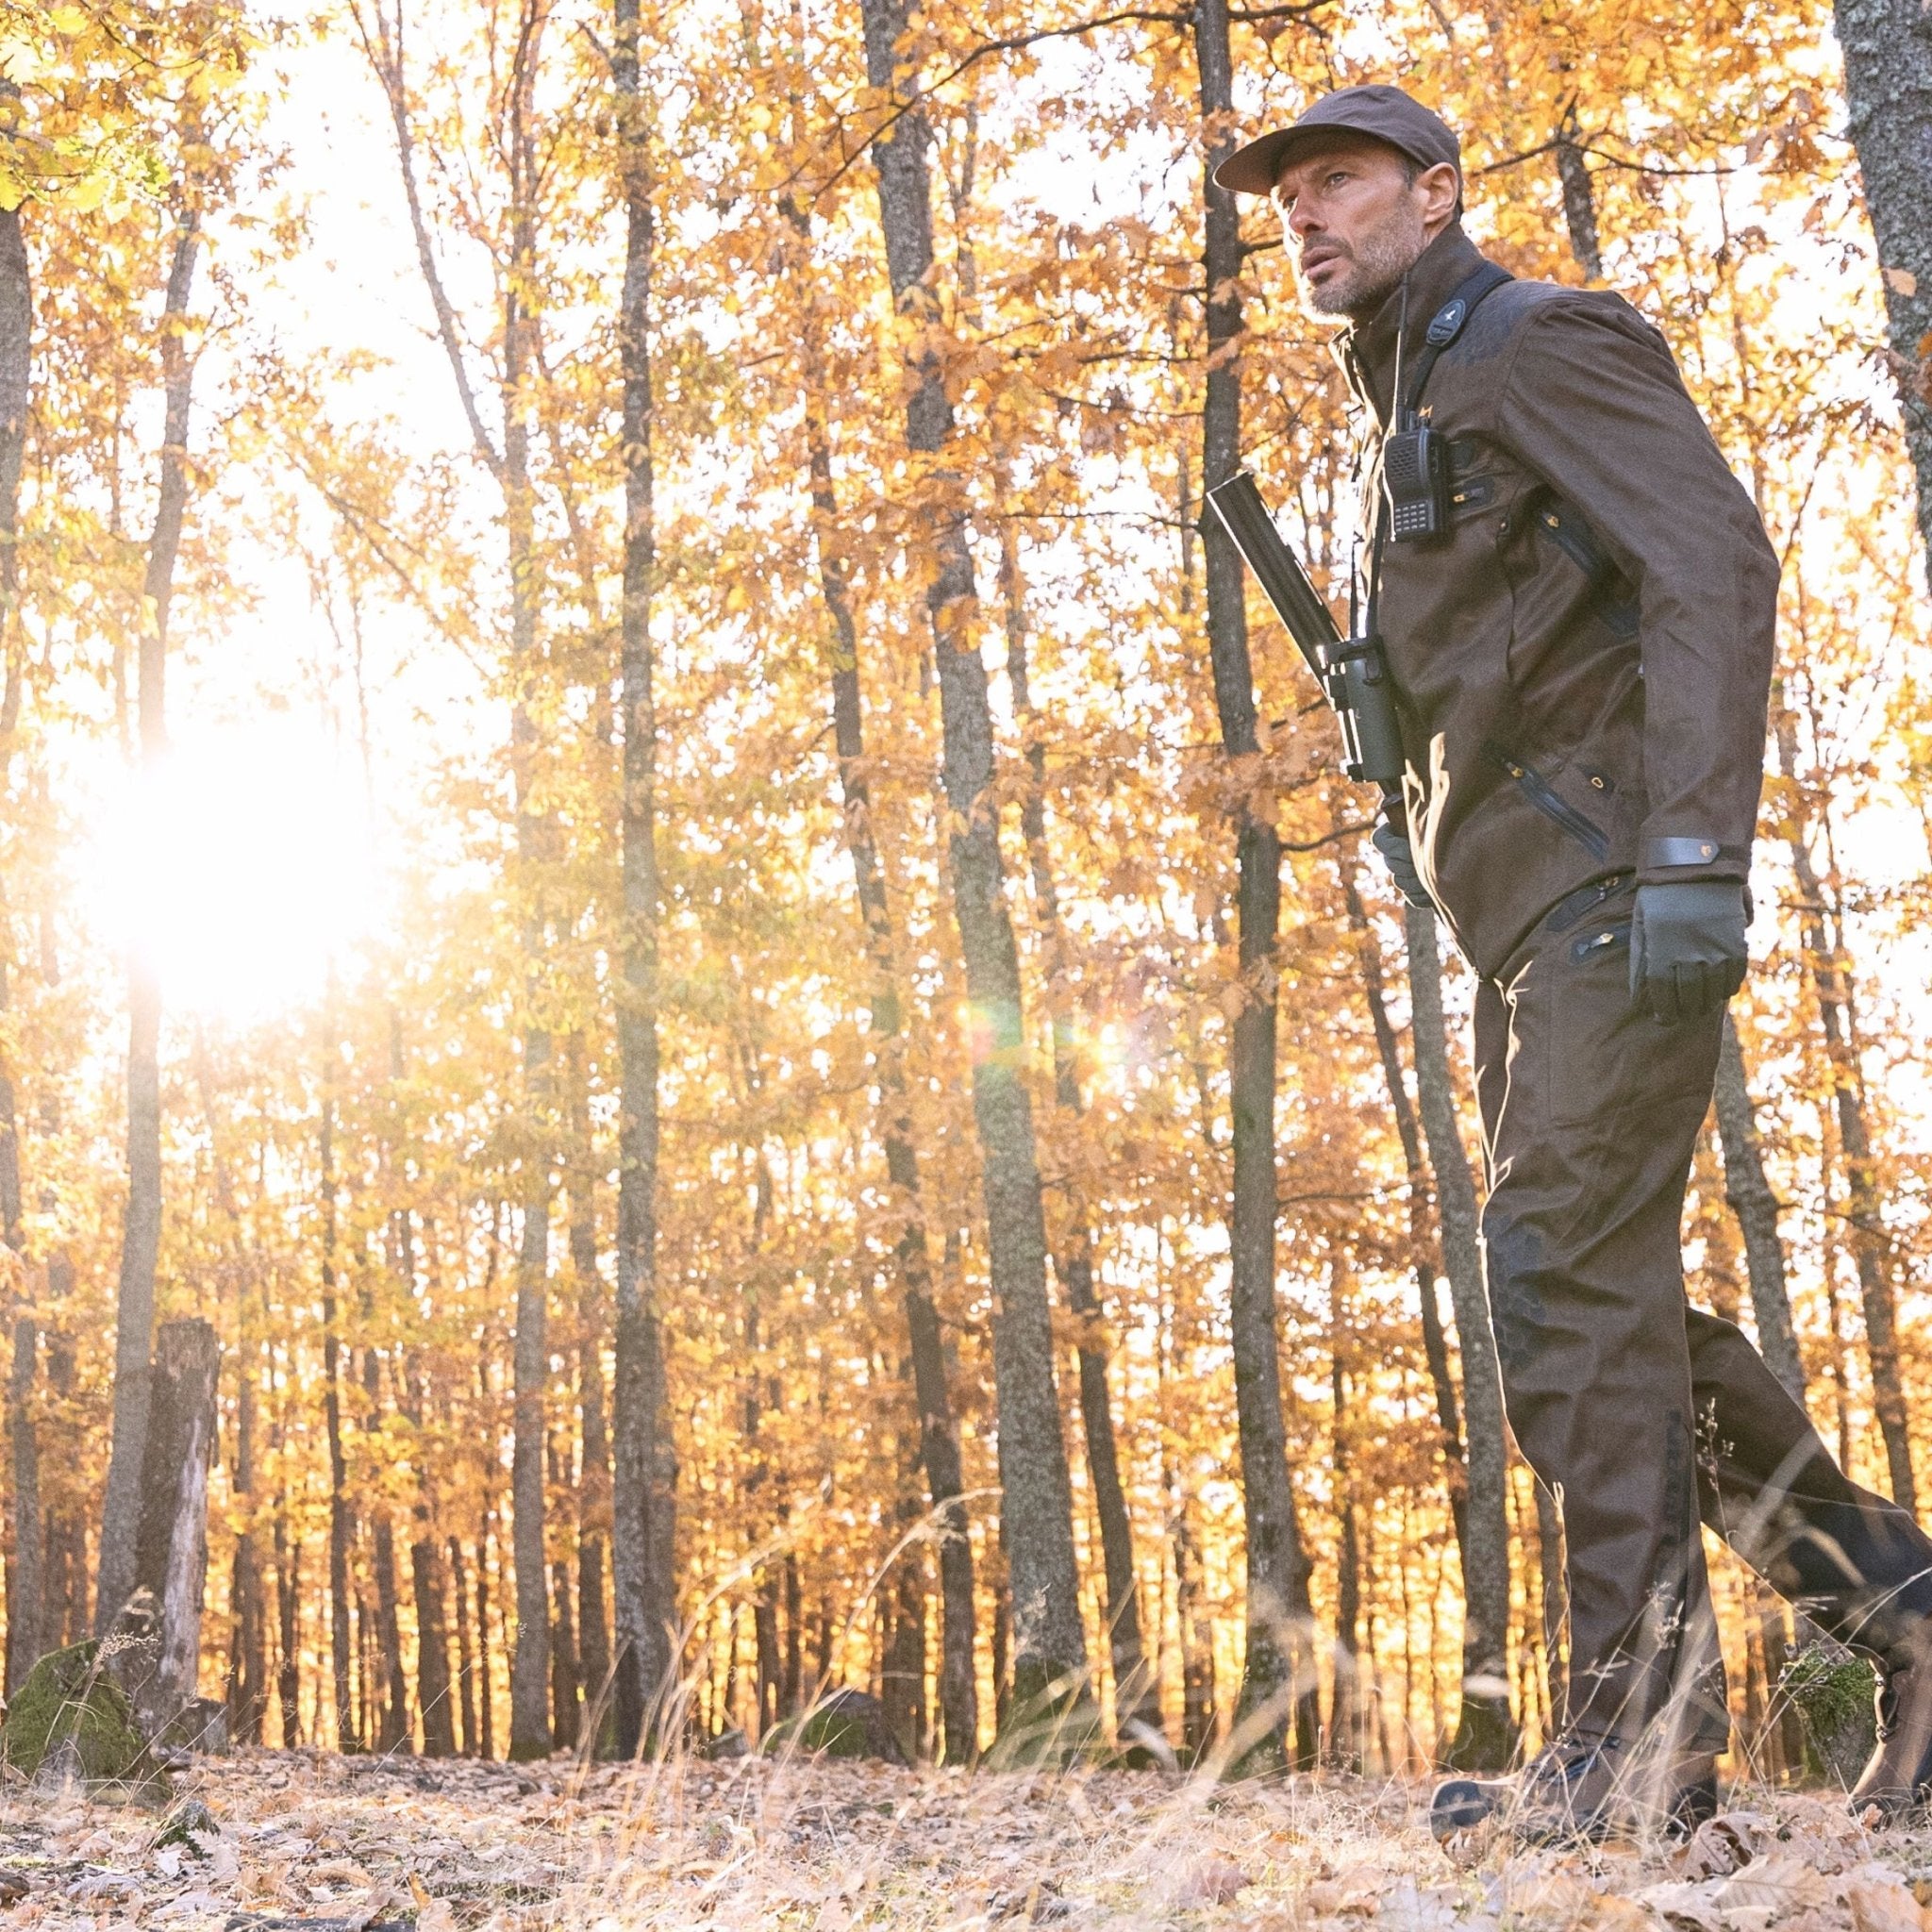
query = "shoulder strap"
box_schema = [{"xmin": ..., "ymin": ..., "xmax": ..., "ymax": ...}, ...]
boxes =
[{"xmin": 1399, "ymin": 261, "xmax": 1513, "ymax": 423}]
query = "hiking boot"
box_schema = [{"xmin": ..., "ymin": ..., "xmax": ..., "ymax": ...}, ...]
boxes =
[
  {"xmin": 1430, "ymin": 1732, "xmax": 1718, "ymax": 1847},
  {"xmin": 1851, "ymin": 1628, "xmax": 1932, "ymax": 1824}
]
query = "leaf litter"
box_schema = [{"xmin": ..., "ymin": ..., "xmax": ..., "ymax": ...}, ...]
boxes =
[{"xmin": 0, "ymin": 1753, "xmax": 1929, "ymax": 1930}]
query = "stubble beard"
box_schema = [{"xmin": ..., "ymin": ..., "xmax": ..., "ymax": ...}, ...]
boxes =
[{"xmin": 1297, "ymin": 203, "xmax": 1430, "ymax": 321}]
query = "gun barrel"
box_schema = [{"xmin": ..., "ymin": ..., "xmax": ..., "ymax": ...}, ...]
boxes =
[{"xmin": 1204, "ymin": 473, "xmax": 1341, "ymax": 678}]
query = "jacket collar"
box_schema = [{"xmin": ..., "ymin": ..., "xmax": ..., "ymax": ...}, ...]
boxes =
[{"xmin": 1334, "ymin": 223, "xmax": 1489, "ymax": 427}]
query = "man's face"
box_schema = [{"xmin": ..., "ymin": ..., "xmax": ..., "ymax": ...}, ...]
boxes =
[{"xmin": 1272, "ymin": 135, "xmax": 1457, "ymax": 321}]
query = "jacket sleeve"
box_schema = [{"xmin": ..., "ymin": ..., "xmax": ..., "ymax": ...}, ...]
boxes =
[{"xmin": 1492, "ymin": 296, "xmax": 1779, "ymax": 887}]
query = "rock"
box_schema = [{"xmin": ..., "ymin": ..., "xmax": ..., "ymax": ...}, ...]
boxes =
[
  {"xmin": 157, "ymin": 1698, "xmax": 228, "ymax": 1757},
  {"xmin": 156, "ymin": 1796, "xmax": 219, "ymax": 1851},
  {"xmin": 1782, "ymin": 1643, "xmax": 1878, "ymax": 1788},
  {"xmin": 0, "ymin": 1641, "xmax": 165, "ymax": 1790},
  {"xmin": 766, "ymin": 1689, "xmax": 909, "ymax": 1765},
  {"xmin": 702, "ymin": 1727, "xmax": 748, "ymax": 1760}
]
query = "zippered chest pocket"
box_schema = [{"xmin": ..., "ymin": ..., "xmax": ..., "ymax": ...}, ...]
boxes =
[{"xmin": 1483, "ymin": 741, "xmax": 1610, "ymax": 862}]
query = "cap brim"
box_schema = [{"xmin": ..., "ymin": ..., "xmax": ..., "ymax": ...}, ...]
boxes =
[
  {"xmin": 1212, "ymin": 128, "xmax": 1296, "ymax": 196},
  {"xmin": 1212, "ymin": 123, "xmax": 1436, "ymax": 195}
]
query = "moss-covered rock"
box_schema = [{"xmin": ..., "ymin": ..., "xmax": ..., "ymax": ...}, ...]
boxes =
[
  {"xmin": 763, "ymin": 1689, "xmax": 909, "ymax": 1765},
  {"xmin": 1, "ymin": 1641, "xmax": 162, "ymax": 1790},
  {"xmin": 1782, "ymin": 1643, "xmax": 1877, "ymax": 1788}
]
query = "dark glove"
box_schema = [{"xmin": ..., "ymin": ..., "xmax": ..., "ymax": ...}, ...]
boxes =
[
  {"xmin": 1629, "ymin": 880, "xmax": 1748, "ymax": 1024},
  {"xmin": 1371, "ymin": 822, "xmax": 1433, "ymax": 909}
]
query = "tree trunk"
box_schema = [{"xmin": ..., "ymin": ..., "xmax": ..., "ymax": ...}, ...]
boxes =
[
  {"xmin": 1775, "ymin": 709, "xmax": 1913, "ymax": 1506},
  {"xmin": 96, "ymin": 204, "xmax": 200, "ymax": 1637},
  {"xmin": 855, "ymin": 0, "xmax": 1087, "ymax": 1733},
  {"xmin": 1831, "ymin": 0, "xmax": 1932, "ymax": 593},
  {"xmin": 0, "ymin": 191, "xmax": 29, "ymax": 1698},
  {"xmin": 362, "ymin": 1341, "xmax": 409, "ymax": 1754},
  {"xmin": 567, "ymin": 1043, "xmax": 613, "ymax": 1745},
  {"xmin": 451, "ymin": 1535, "xmax": 476, "ymax": 1755},
  {"xmin": 1402, "ymin": 902, "xmax": 1516, "ymax": 1764},
  {"xmin": 227, "ymin": 1356, "xmax": 267, "ymax": 1743},
  {"xmin": 1711, "ymin": 1018, "xmax": 1807, "ymax": 1405},
  {"xmin": 783, "ymin": 186, "xmax": 978, "ymax": 1763},
  {"xmin": 1344, "ymin": 879, "xmax": 1512, "ymax": 1767},
  {"xmin": 7, "ymin": 1314, "xmax": 38, "ymax": 1694},
  {"xmin": 999, "ymin": 535, "xmax": 1159, "ymax": 1748},
  {"xmin": 501, "ymin": 3, "xmax": 555, "ymax": 1766},
  {"xmin": 1554, "ymin": 104, "xmax": 1603, "ymax": 281},
  {"xmin": 1192, "ymin": 0, "xmax": 1316, "ymax": 1770},
  {"xmin": 610, "ymin": 0, "xmax": 676, "ymax": 1759},
  {"xmin": 129, "ymin": 1318, "xmax": 218, "ymax": 1734},
  {"xmin": 317, "ymin": 990, "xmax": 357, "ymax": 1751},
  {"xmin": 274, "ymin": 1476, "xmax": 300, "ymax": 1746},
  {"xmin": 1535, "ymin": 1477, "xmax": 1568, "ymax": 1725},
  {"xmin": 1330, "ymin": 1307, "xmax": 1361, "ymax": 1771}
]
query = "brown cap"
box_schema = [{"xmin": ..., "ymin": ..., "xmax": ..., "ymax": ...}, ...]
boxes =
[{"xmin": 1213, "ymin": 84, "xmax": 1460, "ymax": 197}]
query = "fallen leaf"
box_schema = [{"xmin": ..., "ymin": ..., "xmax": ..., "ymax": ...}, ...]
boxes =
[
  {"xmin": 1178, "ymin": 1857, "xmax": 1249, "ymax": 1907},
  {"xmin": 408, "ymin": 1874, "xmax": 458, "ymax": 1932},
  {"xmin": 1885, "ymin": 267, "xmax": 1918, "ymax": 297},
  {"xmin": 1844, "ymin": 1870, "xmax": 1927, "ymax": 1932}
]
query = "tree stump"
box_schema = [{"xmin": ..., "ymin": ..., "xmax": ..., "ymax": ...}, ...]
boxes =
[{"xmin": 123, "ymin": 1319, "xmax": 220, "ymax": 1737}]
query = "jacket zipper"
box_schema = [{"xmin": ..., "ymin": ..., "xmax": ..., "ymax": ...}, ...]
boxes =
[{"xmin": 1487, "ymin": 745, "xmax": 1610, "ymax": 862}]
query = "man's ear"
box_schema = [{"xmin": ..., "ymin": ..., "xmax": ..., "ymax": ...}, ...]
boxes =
[{"xmin": 1416, "ymin": 160, "xmax": 1460, "ymax": 235}]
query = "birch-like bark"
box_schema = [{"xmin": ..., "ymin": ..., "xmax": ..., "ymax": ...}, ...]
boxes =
[
  {"xmin": 784, "ymin": 233, "xmax": 979, "ymax": 1755},
  {"xmin": 1775, "ymin": 708, "xmax": 1912, "ymax": 1506},
  {"xmin": 1711, "ymin": 1017, "xmax": 1807, "ymax": 1405},
  {"xmin": 1402, "ymin": 902, "xmax": 1514, "ymax": 1767},
  {"xmin": 1831, "ymin": 0, "xmax": 1932, "ymax": 592},
  {"xmin": 612, "ymin": 0, "xmax": 676, "ymax": 1757},
  {"xmin": 855, "ymin": 0, "xmax": 1087, "ymax": 1724},
  {"xmin": 96, "ymin": 198, "xmax": 201, "ymax": 1636},
  {"xmin": 129, "ymin": 1318, "xmax": 218, "ymax": 1734},
  {"xmin": 1193, "ymin": 0, "xmax": 1316, "ymax": 1768}
]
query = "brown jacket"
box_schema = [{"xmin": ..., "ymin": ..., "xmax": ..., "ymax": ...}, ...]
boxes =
[{"xmin": 1336, "ymin": 225, "xmax": 1779, "ymax": 978}]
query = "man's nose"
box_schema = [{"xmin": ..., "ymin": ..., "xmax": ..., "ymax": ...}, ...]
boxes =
[{"xmin": 1285, "ymin": 199, "xmax": 1320, "ymax": 239}]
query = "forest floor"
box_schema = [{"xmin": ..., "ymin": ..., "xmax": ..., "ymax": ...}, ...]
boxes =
[{"xmin": 1, "ymin": 1749, "xmax": 1931, "ymax": 1931}]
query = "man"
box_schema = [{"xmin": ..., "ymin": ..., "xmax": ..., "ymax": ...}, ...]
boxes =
[{"xmin": 1214, "ymin": 84, "xmax": 1932, "ymax": 1841}]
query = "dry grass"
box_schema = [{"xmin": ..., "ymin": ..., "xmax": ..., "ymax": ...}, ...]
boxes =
[{"xmin": 4, "ymin": 1750, "xmax": 1932, "ymax": 1930}]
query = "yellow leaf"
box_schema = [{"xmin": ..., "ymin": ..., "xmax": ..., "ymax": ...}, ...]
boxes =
[
  {"xmin": 1885, "ymin": 266, "xmax": 1919, "ymax": 297},
  {"xmin": 48, "ymin": 4, "xmax": 89, "ymax": 30}
]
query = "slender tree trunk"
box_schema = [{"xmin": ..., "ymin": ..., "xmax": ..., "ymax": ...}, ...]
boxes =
[
  {"xmin": 502, "ymin": 5, "xmax": 555, "ymax": 1764},
  {"xmin": 999, "ymin": 535, "xmax": 1159, "ymax": 1746},
  {"xmin": 363, "ymin": 1341, "xmax": 409, "ymax": 1754},
  {"xmin": 321, "ymin": 991, "xmax": 358, "ymax": 1750},
  {"xmin": 1554, "ymin": 102, "xmax": 1603, "ymax": 281},
  {"xmin": 1831, "ymin": 0, "xmax": 1932, "ymax": 591},
  {"xmin": 96, "ymin": 203, "xmax": 201, "ymax": 1636},
  {"xmin": 227, "ymin": 1357, "xmax": 267, "ymax": 1742},
  {"xmin": 7, "ymin": 1313, "xmax": 37, "ymax": 1693},
  {"xmin": 477, "ymin": 1503, "xmax": 497, "ymax": 1758},
  {"xmin": 1775, "ymin": 710, "xmax": 1913, "ymax": 1506},
  {"xmin": 0, "ymin": 182, "xmax": 31, "ymax": 1698},
  {"xmin": 567, "ymin": 1042, "xmax": 612, "ymax": 1744},
  {"xmin": 783, "ymin": 191, "xmax": 978, "ymax": 1762},
  {"xmin": 451, "ymin": 1535, "xmax": 476, "ymax": 1755},
  {"xmin": 1329, "ymin": 1295, "xmax": 1361, "ymax": 1772},
  {"xmin": 854, "ymin": 0, "xmax": 1086, "ymax": 1734},
  {"xmin": 1711, "ymin": 1018, "xmax": 1807, "ymax": 1405},
  {"xmin": 1403, "ymin": 902, "xmax": 1516, "ymax": 1764},
  {"xmin": 610, "ymin": 0, "xmax": 675, "ymax": 1759},
  {"xmin": 274, "ymin": 1488, "xmax": 301, "ymax": 1747},
  {"xmin": 1192, "ymin": 0, "xmax": 1315, "ymax": 1769},
  {"xmin": 1343, "ymin": 879, "xmax": 1469, "ymax": 1557},
  {"xmin": 1535, "ymin": 1477, "xmax": 1568, "ymax": 1725}
]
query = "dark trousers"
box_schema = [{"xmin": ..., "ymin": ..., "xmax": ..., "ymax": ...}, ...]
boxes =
[{"xmin": 1474, "ymin": 886, "xmax": 1932, "ymax": 1755}]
